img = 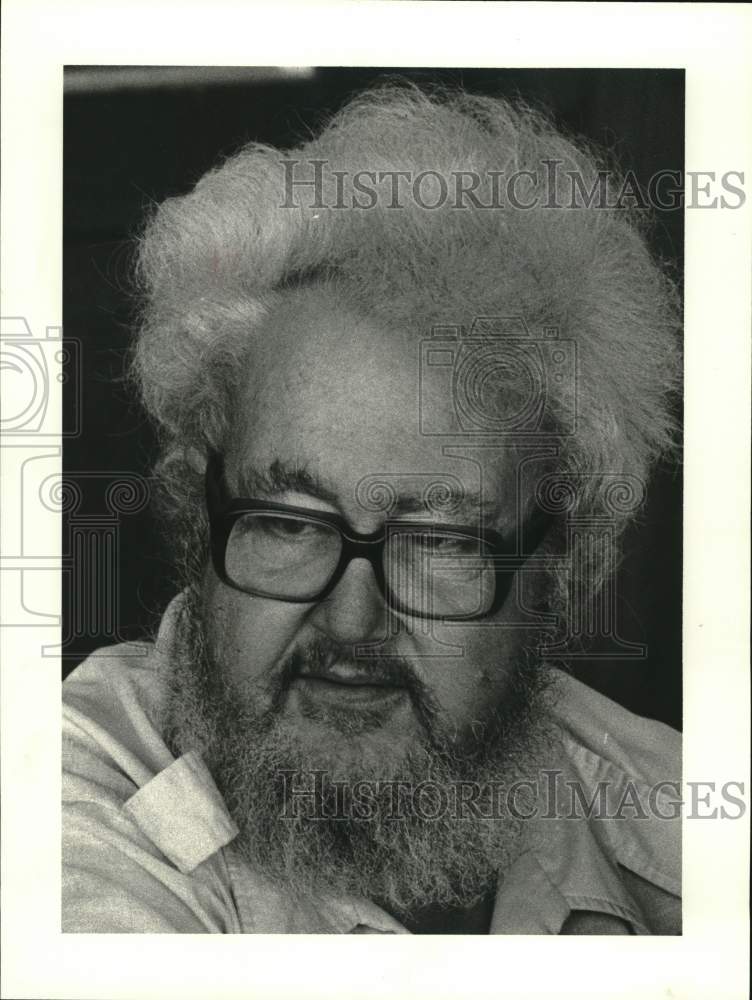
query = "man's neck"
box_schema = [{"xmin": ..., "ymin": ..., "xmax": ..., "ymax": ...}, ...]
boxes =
[{"xmin": 388, "ymin": 890, "xmax": 497, "ymax": 935}]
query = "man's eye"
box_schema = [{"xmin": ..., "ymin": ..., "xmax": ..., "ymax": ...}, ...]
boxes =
[
  {"xmin": 410, "ymin": 533, "xmax": 476, "ymax": 555},
  {"xmin": 233, "ymin": 514, "xmax": 326, "ymax": 543},
  {"xmin": 258, "ymin": 516, "xmax": 321, "ymax": 540}
]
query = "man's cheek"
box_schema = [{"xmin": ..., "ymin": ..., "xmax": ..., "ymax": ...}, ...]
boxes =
[
  {"xmin": 203, "ymin": 581, "xmax": 308, "ymax": 684},
  {"xmin": 415, "ymin": 626, "xmax": 522, "ymax": 724}
]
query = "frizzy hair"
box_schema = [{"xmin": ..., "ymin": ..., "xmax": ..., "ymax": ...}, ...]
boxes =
[{"xmin": 131, "ymin": 82, "xmax": 681, "ymax": 607}]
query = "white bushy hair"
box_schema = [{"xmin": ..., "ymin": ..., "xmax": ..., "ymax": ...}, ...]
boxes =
[{"xmin": 132, "ymin": 82, "xmax": 681, "ymax": 611}]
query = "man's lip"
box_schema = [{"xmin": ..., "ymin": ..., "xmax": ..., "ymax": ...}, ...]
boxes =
[
  {"xmin": 289, "ymin": 659, "xmax": 411, "ymax": 711},
  {"xmin": 291, "ymin": 675, "xmax": 407, "ymax": 708},
  {"xmin": 296, "ymin": 663, "xmax": 405, "ymax": 688}
]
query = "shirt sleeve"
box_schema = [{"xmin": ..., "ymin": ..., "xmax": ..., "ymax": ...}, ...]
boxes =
[
  {"xmin": 63, "ymin": 648, "xmax": 241, "ymax": 934},
  {"xmin": 63, "ymin": 798, "xmax": 238, "ymax": 933}
]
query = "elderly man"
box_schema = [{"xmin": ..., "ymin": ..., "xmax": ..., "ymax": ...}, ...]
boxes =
[{"xmin": 63, "ymin": 84, "xmax": 682, "ymax": 934}]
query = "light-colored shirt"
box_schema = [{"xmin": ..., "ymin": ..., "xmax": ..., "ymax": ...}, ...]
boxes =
[{"xmin": 63, "ymin": 597, "xmax": 682, "ymax": 934}]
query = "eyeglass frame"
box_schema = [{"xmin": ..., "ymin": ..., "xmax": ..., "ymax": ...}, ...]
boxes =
[{"xmin": 205, "ymin": 451, "xmax": 553, "ymax": 622}]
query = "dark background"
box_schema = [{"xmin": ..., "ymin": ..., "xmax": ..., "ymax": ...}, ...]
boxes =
[{"xmin": 63, "ymin": 67, "xmax": 683, "ymax": 730}]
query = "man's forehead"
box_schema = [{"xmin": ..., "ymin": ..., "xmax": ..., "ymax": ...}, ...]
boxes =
[
  {"xmin": 226, "ymin": 287, "xmax": 536, "ymax": 526},
  {"xmin": 233, "ymin": 292, "xmax": 422, "ymax": 449},
  {"xmin": 241, "ymin": 288, "xmax": 419, "ymax": 397}
]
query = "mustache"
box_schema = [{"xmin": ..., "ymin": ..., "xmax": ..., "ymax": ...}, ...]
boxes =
[{"xmin": 269, "ymin": 635, "xmax": 441, "ymax": 731}]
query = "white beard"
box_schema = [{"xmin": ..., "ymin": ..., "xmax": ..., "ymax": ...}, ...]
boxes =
[{"xmin": 162, "ymin": 586, "xmax": 556, "ymax": 916}]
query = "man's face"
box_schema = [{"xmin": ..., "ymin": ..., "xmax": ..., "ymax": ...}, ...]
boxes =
[{"xmin": 199, "ymin": 287, "xmax": 545, "ymax": 775}]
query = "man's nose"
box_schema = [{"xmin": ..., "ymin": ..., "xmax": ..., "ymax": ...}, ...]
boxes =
[{"xmin": 308, "ymin": 557, "xmax": 386, "ymax": 645}]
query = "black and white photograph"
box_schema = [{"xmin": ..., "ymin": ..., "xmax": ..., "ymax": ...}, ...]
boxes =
[
  {"xmin": 2, "ymin": 3, "xmax": 750, "ymax": 998},
  {"xmin": 61, "ymin": 65, "xmax": 685, "ymax": 936}
]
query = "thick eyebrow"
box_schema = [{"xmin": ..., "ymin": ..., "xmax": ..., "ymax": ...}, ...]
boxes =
[
  {"xmin": 237, "ymin": 459, "xmax": 504, "ymax": 526},
  {"xmin": 236, "ymin": 459, "xmax": 340, "ymax": 506},
  {"xmin": 389, "ymin": 490, "xmax": 500, "ymax": 524}
]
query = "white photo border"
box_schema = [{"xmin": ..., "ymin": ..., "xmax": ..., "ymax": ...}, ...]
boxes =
[{"xmin": 1, "ymin": 3, "xmax": 750, "ymax": 999}]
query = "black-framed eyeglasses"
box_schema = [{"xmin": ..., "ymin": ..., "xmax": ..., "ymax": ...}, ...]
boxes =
[{"xmin": 205, "ymin": 453, "xmax": 552, "ymax": 621}]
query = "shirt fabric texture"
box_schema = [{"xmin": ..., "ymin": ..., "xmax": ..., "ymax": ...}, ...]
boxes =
[{"xmin": 63, "ymin": 596, "xmax": 682, "ymax": 935}]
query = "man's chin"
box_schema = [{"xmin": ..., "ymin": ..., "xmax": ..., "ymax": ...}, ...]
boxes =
[
  {"xmin": 217, "ymin": 721, "xmax": 533, "ymax": 915},
  {"xmin": 279, "ymin": 681, "xmax": 424, "ymax": 777}
]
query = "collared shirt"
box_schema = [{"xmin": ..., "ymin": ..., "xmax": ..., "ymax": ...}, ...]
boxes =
[{"xmin": 63, "ymin": 597, "xmax": 682, "ymax": 934}]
